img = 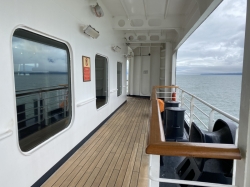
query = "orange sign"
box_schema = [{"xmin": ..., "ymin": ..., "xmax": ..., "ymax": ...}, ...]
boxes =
[{"xmin": 82, "ymin": 56, "xmax": 91, "ymax": 82}]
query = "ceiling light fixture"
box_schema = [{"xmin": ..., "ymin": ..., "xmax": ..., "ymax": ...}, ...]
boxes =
[{"xmin": 89, "ymin": 0, "xmax": 104, "ymax": 17}]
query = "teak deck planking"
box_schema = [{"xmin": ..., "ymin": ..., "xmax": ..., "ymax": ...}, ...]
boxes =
[{"xmin": 42, "ymin": 97, "xmax": 150, "ymax": 187}]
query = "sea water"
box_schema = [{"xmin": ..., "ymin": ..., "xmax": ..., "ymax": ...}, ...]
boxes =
[
  {"xmin": 15, "ymin": 74, "xmax": 68, "ymax": 120},
  {"xmin": 14, "ymin": 74, "xmax": 68, "ymax": 91},
  {"xmin": 176, "ymin": 75, "xmax": 242, "ymax": 128},
  {"xmin": 15, "ymin": 74, "xmax": 242, "ymax": 127}
]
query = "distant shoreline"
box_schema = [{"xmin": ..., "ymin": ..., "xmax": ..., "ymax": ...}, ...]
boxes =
[
  {"xmin": 201, "ymin": 73, "xmax": 242, "ymax": 75},
  {"xmin": 177, "ymin": 73, "xmax": 242, "ymax": 76},
  {"xmin": 14, "ymin": 72, "xmax": 67, "ymax": 74}
]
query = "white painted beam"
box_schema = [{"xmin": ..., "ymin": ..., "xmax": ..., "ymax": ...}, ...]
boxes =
[
  {"xmin": 119, "ymin": 0, "xmax": 130, "ymax": 20},
  {"xmin": 235, "ymin": 1, "xmax": 250, "ymax": 186},
  {"xmin": 164, "ymin": 42, "xmax": 172, "ymax": 101},
  {"xmin": 171, "ymin": 51, "xmax": 177, "ymax": 85},
  {"xmin": 113, "ymin": 16, "xmax": 183, "ymax": 31},
  {"xmin": 143, "ymin": 0, "xmax": 148, "ymax": 20},
  {"xmin": 174, "ymin": 0, "xmax": 222, "ymax": 50},
  {"xmin": 164, "ymin": 0, "xmax": 170, "ymax": 19},
  {"xmin": 124, "ymin": 32, "xmax": 168, "ymax": 43}
]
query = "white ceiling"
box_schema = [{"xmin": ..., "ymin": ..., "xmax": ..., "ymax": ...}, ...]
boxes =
[
  {"xmin": 100, "ymin": 0, "xmax": 220, "ymax": 46},
  {"xmin": 102, "ymin": 0, "xmax": 194, "ymax": 18}
]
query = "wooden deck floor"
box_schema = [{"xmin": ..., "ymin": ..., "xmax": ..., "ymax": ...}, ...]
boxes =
[{"xmin": 42, "ymin": 97, "xmax": 151, "ymax": 187}]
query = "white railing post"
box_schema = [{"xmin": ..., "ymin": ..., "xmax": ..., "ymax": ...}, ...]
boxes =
[
  {"xmin": 190, "ymin": 97, "xmax": 194, "ymax": 126},
  {"xmin": 181, "ymin": 91, "xmax": 184, "ymax": 108},
  {"xmin": 43, "ymin": 92, "xmax": 48, "ymax": 126},
  {"xmin": 149, "ymin": 155, "xmax": 160, "ymax": 187},
  {"xmin": 37, "ymin": 92, "xmax": 41, "ymax": 124},
  {"xmin": 209, "ymin": 110, "xmax": 215, "ymax": 132}
]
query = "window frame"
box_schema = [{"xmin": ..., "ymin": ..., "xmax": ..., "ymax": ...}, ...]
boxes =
[
  {"xmin": 95, "ymin": 53, "xmax": 109, "ymax": 110},
  {"xmin": 11, "ymin": 26, "xmax": 75, "ymax": 155},
  {"xmin": 117, "ymin": 62, "xmax": 123, "ymax": 97}
]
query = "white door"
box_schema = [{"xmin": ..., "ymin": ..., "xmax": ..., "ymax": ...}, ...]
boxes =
[
  {"xmin": 140, "ymin": 56, "xmax": 150, "ymax": 96},
  {"xmin": 133, "ymin": 56, "xmax": 141, "ymax": 95}
]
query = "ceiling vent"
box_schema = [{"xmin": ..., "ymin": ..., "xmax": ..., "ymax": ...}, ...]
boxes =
[{"xmin": 128, "ymin": 36, "xmax": 134, "ymax": 41}]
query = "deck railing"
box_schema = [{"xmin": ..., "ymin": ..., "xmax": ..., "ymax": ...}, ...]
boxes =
[
  {"xmin": 16, "ymin": 85, "xmax": 69, "ymax": 139},
  {"xmin": 156, "ymin": 87, "xmax": 239, "ymax": 131},
  {"xmin": 176, "ymin": 88, "xmax": 239, "ymax": 131},
  {"xmin": 147, "ymin": 85, "xmax": 241, "ymax": 187}
]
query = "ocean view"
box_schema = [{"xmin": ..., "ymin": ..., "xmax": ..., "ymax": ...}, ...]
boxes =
[
  {"xmin": 176, "ymin": 75, "xmax": 242, "ymax": 128},
  {"xmin": 15, "ymin": 74, "xmax": 68, "ymax": 91},
  {"xmin": 15, "ymin": 73, "xmax": 242, "ymax": 127},
  {"xmin": 15, "ymin": 74, "xmax": 69, "ymax": 120}
]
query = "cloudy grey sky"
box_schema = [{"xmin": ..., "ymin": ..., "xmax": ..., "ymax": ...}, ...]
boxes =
[
  {"xmin": 176, "ymin": 0, "xmax": 246, "ymax": 75},
  {"xmin": 13, "ymin": 37, "xmax": 68, "ymax": 72}
]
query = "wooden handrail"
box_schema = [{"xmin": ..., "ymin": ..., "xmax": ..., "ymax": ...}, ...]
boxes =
[{"xmin": 146, "ymin": 86, "xmax": 241, "ymax": 160}]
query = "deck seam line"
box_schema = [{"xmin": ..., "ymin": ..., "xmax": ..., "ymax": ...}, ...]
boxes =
[
  {"xmin": 72, "ymin": 99, "xmax": 139, "ymax": 186},
  {"xmin": 52, "ymin": 102, "xmax": 131, "ymax": 187}
]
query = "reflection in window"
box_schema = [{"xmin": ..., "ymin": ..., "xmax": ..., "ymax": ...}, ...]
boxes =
[
  {"xmin": 12, "ymin": 29, "xmax": 71, "ymax": 152},
  {"xmin": 95, "ymin": 55, "xmax": 108, "ymax": 109},
  {"xmin": 117, "ymin": 62, "xmax": 122, "ymax": 96}
]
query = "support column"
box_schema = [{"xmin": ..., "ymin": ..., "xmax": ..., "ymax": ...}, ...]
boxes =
[
  {"xmin": 129, "ymin": 57, "xmax": 134, "ymax": 95},
  {"xmin": 171, "ymin": 51, "xmax": 177, "ymax": 86},
  {"xmin": 234, "ymin": 2, "xmax": 250, "ymax": 187},
  {"xmin": 164, "ymin": 42, "xmax": 172, "ymax": 101}
]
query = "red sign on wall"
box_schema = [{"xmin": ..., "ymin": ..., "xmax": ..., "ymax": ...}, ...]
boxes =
[{"xmin": 82, "ymin": 56, "xmax": 91, "ymax": 82}]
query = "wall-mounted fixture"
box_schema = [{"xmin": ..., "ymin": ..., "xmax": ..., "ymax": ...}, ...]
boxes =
[
  {"xmin": 123, "ymin": 52, "xmax": 134, "ymax": 58},
  {"xmin": 112, "ymin": 46, "xmax": 121, "ymax": 52},
  {"xmin": 83, "ymin": 25, "xmax": 100, "ymax": 39},
  {"xmin": 89, "ymin": 0, "xmax": 104, "ymax": 17}
]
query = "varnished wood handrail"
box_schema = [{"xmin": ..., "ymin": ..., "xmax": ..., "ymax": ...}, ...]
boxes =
[{"xmin": 146, "ymin": 86, "xmax": 241, "ymax": 160}]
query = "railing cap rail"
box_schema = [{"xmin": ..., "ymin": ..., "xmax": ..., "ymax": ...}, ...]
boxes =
[
  {"xmin": 146, "ymin": 85, "xmax": 241, "ymax": 160},
  {"xmin": 16, "ymin": 85, "xmax": 68, "ymax": 97},
  {"xmin": 178, "ymin": 87, "xmax": 239, "ymax": 123}
]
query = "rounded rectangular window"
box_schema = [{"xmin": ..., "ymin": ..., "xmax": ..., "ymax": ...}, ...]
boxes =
[
  {"xmin": 117, "ymin": 62, "xmax": 122, "ymax": 96},
  {"xmin": 95, "ymin": 55, "xmax": 108, "ymax": 109},
  {"xmin": 12, "ymin": 29, "xmax": 72, "ymax": 152}
]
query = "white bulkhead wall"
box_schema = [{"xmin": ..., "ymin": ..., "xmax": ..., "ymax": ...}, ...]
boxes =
[
  {"xmin": 129, "ymin": 43, "xmax": 174, "ymax": 97},
  {"xmin": 0, "ymin": 0, "xmax": 126, "ymax": 186},
  {"xmin": 150, "ymin": 47, "xmax": 161, "ymax": 90},
  {"xmin": 130, "ymin": 46, "xmax": 159, "ymax": 96}
]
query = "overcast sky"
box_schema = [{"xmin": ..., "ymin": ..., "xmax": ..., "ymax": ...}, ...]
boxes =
[
  {"xmin": 176, "ymin": 0, "xmax": 246, "ymax": 75},
  {"xmin": 13, "ymin": 37, "xmax": 68, "ymax": 72}
]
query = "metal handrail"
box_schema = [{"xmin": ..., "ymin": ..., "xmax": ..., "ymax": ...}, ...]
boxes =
[
  {"xmin": 183, "ymin": 96, "xmax": 191, "ymax": 102},
  {"xmin": 147, "ymin": 85, "xmax": 241, "ymax": 187},
  {"xmin": 0, "ymin": 129, "xmax": 13, "ymax": 140},
  {"xmin": 183, "ymin": 102, "xmax": 190, "ymax": 110},
  {"xmin": 193, "ymin": 113, "xmax": 208, "ymax": 129},
  {"xmin": 194, "ymin": 104, "xmax": 209, "ymax": 118},
  {"xmin": 146, "ymin": 85, "xmax": 241, "ymax": 159},
  {"xmin": 16, "ymin": 84, "xmax": 68, "ymax": 92},
  {"xmin": 178, "ymin": 88, "xmax": 239, "ymax": 123},
  {"xmin": 185, "ymin": 111, "xmax": 190, "ymax": 117},
  {"xmin": 149, "ymin": 155, "xmax": 237, "ymax": 187},
  {"xmin": 177, "ymin": 88, "xmax": 239, "ymax": 131},
  {"xmin": 16, "ymin": 86, "xmax": 69, "ymax": 129},
  {"xmin": 17, "ymin": 100, "xmax": 64, "ymax": 116},
  {"xmin": 16, "ymin": 93, "xmax": 67, "ymax": 107},
  {"xmin": 16, "ymin": 86, "xmax": 68, "ymax": 97}
]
